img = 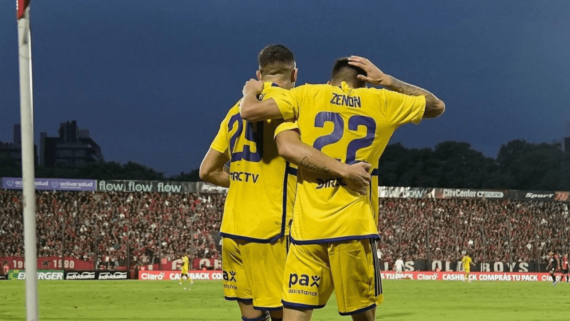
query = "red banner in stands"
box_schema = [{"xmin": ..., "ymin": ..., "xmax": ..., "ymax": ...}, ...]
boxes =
[
  {"xmin": 1, "ymin": 256, "xmax": 94, "ymax": 270},
  {"xmin": 381, "ymin": 271, "xmax": 553, "ymax": 282},
  {"xmin": 138, "ymin": 270, "xmax": 223, "ymax": 281},
  {"xmin": 192, "ymin": 258, "xmax": 221, "ymax": 270}
]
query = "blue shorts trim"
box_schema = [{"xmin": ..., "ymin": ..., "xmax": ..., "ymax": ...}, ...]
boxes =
[
  {"xmin": 282, "ymin": 300, "xmax": 326, "ymax": 310},
  {"xmin": 219, "ymin": 232, "xmax": 283, "ymax": 244},
  {"xmin": 290, "ymin": 234, "xmax": 380, "ymax": 245},
  {"xmin": 253, "ymin": 306, "xmax": 283, "ymax": 311},
  {"xmin": 339, "ymin": 303, "xmax": 377, "ymax": 316},
  {"xmin": 225, "ymin": 296, "xmax": 253, "ymax": 303}
]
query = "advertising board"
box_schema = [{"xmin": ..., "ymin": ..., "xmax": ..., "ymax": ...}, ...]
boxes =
[{"xmin": 138, "ymin": 270, "xmax": 223, "ymax": 281}]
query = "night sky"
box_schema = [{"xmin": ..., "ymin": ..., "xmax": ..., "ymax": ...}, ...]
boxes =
[{"xmin": 1, "ymin": 0, "xmax": 569, "ymax": 176}]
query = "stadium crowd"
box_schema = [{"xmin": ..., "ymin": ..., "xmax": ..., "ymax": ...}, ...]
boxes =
[
  {"xmin": 378, "ymin": 199, "xmax": 569, "ymax": 265},
  {"xmin": 1, "ymin": 190, "xmax": 568, "ymax": 269},
  {"xmin": 0, "ymin": 190, "xmax": 223, "ymax": 270}
]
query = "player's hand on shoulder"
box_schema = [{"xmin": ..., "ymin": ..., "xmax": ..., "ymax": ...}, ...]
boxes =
[
  {"xmin": 343, "ymin": 162, "xmax": 371, "ymax": 195},
  {"xmin": 348, "ymin": 56, "xmax": 390, "ymax": 87},
  {"xmin": 243, "ymin": 79, "xmax": 264, "ymax": 96}
]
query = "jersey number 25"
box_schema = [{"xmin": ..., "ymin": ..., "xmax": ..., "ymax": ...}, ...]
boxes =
[{"xmin": 228, "ymin": 113, "xmax": 264, "ymax": 162}]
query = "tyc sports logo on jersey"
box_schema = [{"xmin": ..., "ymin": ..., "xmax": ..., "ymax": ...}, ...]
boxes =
[
  {"xmin": 229, "ymin": 172, "xmax": 260, "ymax": 183},
  {"xmin": 223, "ymin": 270, "xmax": 237, "ymax": 282}
]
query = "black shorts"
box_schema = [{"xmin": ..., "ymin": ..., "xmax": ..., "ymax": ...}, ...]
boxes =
[
  {"xmin": 550, "ymin": 268, "xmax": 556, "ymax": 274},
  {"xmin": 563, "ymin": 269, "xmax": 569, "ymax": 274}
]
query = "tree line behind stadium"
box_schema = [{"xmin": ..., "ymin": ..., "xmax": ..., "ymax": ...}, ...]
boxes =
[{"xmin": 1, "ymin": 139, "xmax": 569, "ymax": 190}]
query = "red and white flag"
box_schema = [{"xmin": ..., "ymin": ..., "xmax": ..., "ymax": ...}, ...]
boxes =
[{"xmin": 17, "ymin": 0, "xmax": 31, "ymax": 20}]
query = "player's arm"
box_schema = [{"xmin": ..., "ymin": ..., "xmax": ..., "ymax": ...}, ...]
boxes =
[
  {"xmin": 349, "ymin": 56, "xmax": 445, "ymax": 118},
  {"xmin": 275, "ymin": 127, "xmax": 371, "ymax": 195},
  {"xmin": 199, "ymin": 149, "xmax": 230, "ymax": 188},
  {"xmin": 201, "ymin": 111, "xmax": 233, "ymax": 187},
  {"xmin": 239, "ymin": 79, "xmax": 287, "ymax": 121}
]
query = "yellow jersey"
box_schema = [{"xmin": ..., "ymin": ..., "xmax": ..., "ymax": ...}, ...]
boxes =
[
  {"xmin": 182, "ymin": 256, "xmax": 189, "ymax": 271},
  {"xmin": 268, "ymin": 82, "xmax": 425, "ymax": 243},
  {"xmin": 210, "ymin": 83, "xmax": 297, "ymax": 242},
  {"xmin": 462, "ymin": 256, "xmax": 472, "ymax": 270}
]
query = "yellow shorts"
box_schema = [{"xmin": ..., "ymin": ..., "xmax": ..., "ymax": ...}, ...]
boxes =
[
  {"xmin": 283, "ymin": 239, "xmax": 383, "ymax": 315},
  {"xmin": 222, "ymin": 236, "xmax": 288, "ymax": 310}
]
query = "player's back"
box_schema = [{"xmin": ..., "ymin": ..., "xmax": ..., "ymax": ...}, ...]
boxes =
[
  {"xmin": 289, "ymin": 82, "xmax": 425, "ymax": 243},
  {"xmin": 180, "ymin": 256, "xmax": 190, "ymax": 273},
  {"xmin": 462, "ymin": 256, "xmax": 471, "ymax": 267},
  {"xmin": 211, "ymin": 84, "xmax": 296, "ymax": 242}
]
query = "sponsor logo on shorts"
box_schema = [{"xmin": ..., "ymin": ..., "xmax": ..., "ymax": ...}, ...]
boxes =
[
  {"xmin": 223, "ymin": 270, "xmax": 237, "ymax": 282},
  {"xmin": 288, "ymin": 289, "xmax": 318, "ymax": 296},
  {"xmin": 288, "ymin": 273, "xmax": 319, "ymax": 296},
  {"xmin": 288, "ymin": 274, "xmax": 320, "ymax": 288}
]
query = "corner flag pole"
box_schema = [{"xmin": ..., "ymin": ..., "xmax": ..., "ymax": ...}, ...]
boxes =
[{"xmin": 17, "ymin": 0, "xmax": 39, "ymax": 320}]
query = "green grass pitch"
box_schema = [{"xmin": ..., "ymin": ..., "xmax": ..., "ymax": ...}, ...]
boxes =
[{"xmin": 2, "ymin": 279, "xmax": 570, "ymax": 320}]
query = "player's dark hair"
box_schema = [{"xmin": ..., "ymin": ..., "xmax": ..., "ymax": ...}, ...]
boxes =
[
  {"xmin": 258, "ymin": 44, "xmax": 295, "ymax": 76},
  {"xmin": 331, "ymin": 57, "xmax": 366, "ymax": 88}
]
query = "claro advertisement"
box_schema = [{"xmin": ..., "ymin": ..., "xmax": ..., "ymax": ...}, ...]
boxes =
[
  {"xmin": 381, "ymin": 271, "xmax": 554, "ymax": 282},
  {"xmin": 138, "ymin": 270, "xmax": 223, "ymax": 281},
  {"xmin": 137, "ymin": 270, "xmax": 554, "ymax": 282}
]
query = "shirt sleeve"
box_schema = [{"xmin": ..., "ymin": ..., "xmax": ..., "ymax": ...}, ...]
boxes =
[
  {"xmin": 263, "ymin": 86, "xmax": 300, "ymax": 121},
  {"xmin": 381, "ymin": 89, "xmax": 426, "ymax": 126},
  {"xmin": 210, "ymin": 112, "xmax": 231, "ymax": 158},
  {"xmin": 273, "ymin": 120, "xmax": 299, "ymax": 139}
]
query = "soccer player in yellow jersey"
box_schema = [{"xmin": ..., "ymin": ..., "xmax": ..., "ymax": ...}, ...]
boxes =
[
  {"xmin": 240, "ymin": 56, "xmax": 445, "ymax": 321},
  {"xmin": 461, "ymin": 253, "xmax": 475, "ymax": 283},
  {"xmin": 179, "ymin": 254, "xmax": 193, "ymax": 290},
  {"xmin": 199, "ymin": 45, "xmax": 371, "ymax": 321}
]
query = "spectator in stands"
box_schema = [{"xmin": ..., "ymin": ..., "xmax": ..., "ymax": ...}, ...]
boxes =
[
  {"xmin": 0, "ymin": 190, "xmax": 224, "ymax": 271},
  {"xmin": 1, "ymin": 189, "xmax": 568, "ymax": 271}
]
